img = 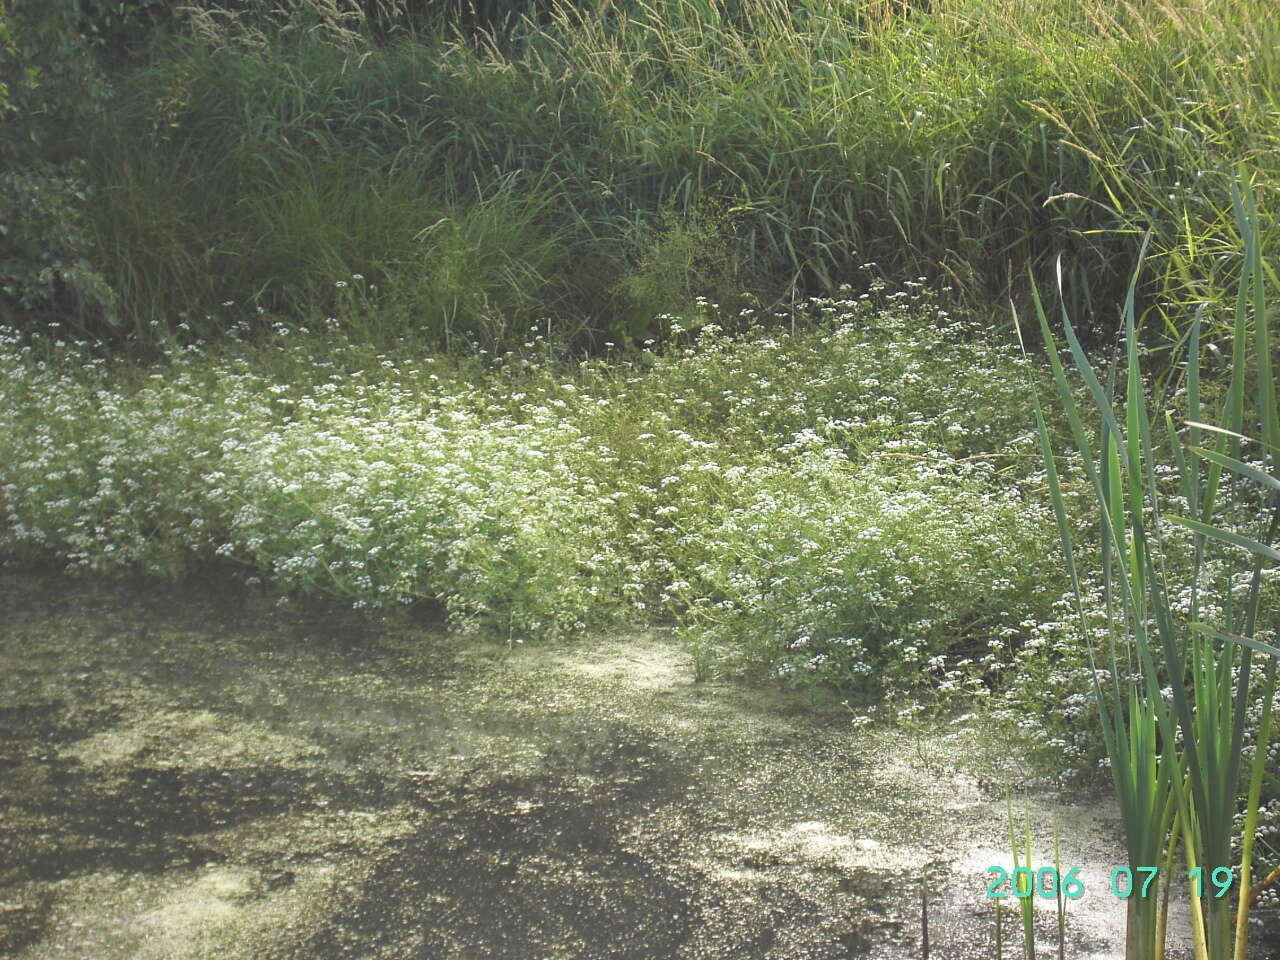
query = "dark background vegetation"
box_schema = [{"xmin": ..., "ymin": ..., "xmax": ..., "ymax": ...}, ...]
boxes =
[{"xmin": 2, "ymin": 0, "xmax": 1276, "ymax": 354}]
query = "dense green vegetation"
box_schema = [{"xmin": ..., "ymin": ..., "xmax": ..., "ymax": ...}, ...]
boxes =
[
  {"xmin": 0, "ymin": 285, "xmax": 1070, "ymax": 692},
  {"xmin": 3, "ymin": 0, "xmax": 1278, "ymax": 349},
  {"xmin": 3, "ymin": 2, "xmax": 1280, "ymax": 950},
  {"xmin": 1026, "ymin": 182, "xmax": 1279, "ymax": 958}
]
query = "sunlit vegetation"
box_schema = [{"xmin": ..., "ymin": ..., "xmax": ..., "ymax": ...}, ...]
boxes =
[
  {"xmin": 2, "ymin": 2, "xmax": 1280, "ymax": 952},
  {"xmin": 4, "ymin": 0, "xmax": 1278, "ymax": 350}
]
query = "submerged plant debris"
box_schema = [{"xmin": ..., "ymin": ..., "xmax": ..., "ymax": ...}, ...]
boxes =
[{"xmin": 0, "ymin": 568, "xmax": 1228, "ymax": 959}]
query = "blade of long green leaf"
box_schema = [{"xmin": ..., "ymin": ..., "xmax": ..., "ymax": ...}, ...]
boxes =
[
  {"xmin": 1185, "ymin": 422, "xmax": 1280, "ymax": 456},
  {"xmin": 1235, "ymin": 657, "xmax": 1276, "ymax": 960},
  {"xmin": 1190, "ymin": 625, "xmax": 1280, "ymax": 660},
  {"xmin": 1168, "ymin": 516, "xmax": 1280, "ymax": 563},
  {"xmin": 1186, "ymin": 447, "xmax": 1280, "ymax": 494}
]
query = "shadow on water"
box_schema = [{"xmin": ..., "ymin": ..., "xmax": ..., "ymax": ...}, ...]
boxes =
[
  {"xmin": 299, "ymin": 739, "xmax": 703, "ymax": 959},
  {"xmin": 0, "ymin": 568, "xmax": 899, "ymax": 959},
  {"xmin": 3, "ymin": 567, "xmax": 1275, "ymax": 959},
  {"xmin": 291, "ymin": 729, "xmax": 864, "ymax": 960}
]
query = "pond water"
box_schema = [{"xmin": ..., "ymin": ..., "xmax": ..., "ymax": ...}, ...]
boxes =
[{"xmin": 0, "ymin": 567, "xmax": 1233, "ymax": 959}]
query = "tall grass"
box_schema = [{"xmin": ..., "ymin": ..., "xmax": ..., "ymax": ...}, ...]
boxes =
[
  {"xmin": 1023, "ymin": 176, "xmax": 1279, "ymax": 959},
  {"xmin": 54, "ymin": 0, "xmax": 1280, "ymax": 348}
]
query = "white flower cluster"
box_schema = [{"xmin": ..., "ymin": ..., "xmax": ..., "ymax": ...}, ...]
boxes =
[
  {"xmin": 670, "ymin": 446, "xmax": 1062, "ymax": 692},
  {"xmin": 0, "ymin": 278, "xmax": 1154, "ymax": 716},
  {"xmin": 0, "ymin": 329, "xmax": 626, "ymax": 640}
]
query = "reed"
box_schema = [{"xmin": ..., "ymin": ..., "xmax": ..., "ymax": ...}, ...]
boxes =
[{"xmin": 1020, "ymin": 175, "xmax": 1279, "ymax": 959}]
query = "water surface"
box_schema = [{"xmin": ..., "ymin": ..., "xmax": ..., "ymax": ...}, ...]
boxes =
[{"xmin": 0, "ymin": 568, "xmax": 1223, "ymax": 958}]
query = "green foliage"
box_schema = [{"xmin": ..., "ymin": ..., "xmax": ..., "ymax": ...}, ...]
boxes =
[
  {"xmin": 0, "ymin": 285, "xmax": 1062, "ymax": 697},
  {"xmin": 617, "ymin": 201, "xmax": 754, "ymax": 341},
  {"xmin": 0, "ymin": 0, "xmax": 119, "ymax": 168},
  {"xmin": 0, "ymin": 0, "xmax": 121, "ymax": 331},
  {"xmin": 385, "ymin": 173, "xmax": 581, "ymax": 350},
  {"xmin": 10, "ymin": 0, "xmax": 1268, "ymax": 349},
  {"xmin": 674, "ymin": 449, "xmax": 1060, "ymax": 693},
  {"xmin": 0, "ymin": 162, "xmax": 120, "ymax": 330},
  {"xmin": 1023, "ymin": 178, "xmax": 1280, "ymax": 959},
  {"xmin": 354, "ymin": 0, "xmax": 548, "ymax": 38},
  {"xmin": 0, "ymin": 327, "xmax": 630, "ymax": 637},
  {"xmin": 72, "ymin": 0, "xmax": 178, "ymax": 61}
]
